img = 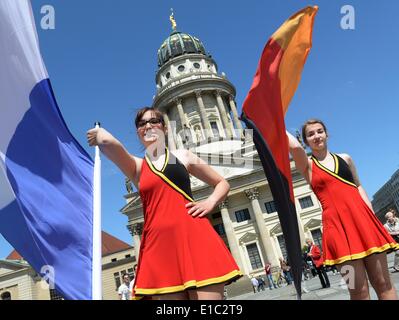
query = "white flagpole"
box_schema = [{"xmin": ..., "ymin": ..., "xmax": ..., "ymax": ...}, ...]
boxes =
[{"xmin": 92, "ymin": 122, "xmax": 102, "ymax": 300}]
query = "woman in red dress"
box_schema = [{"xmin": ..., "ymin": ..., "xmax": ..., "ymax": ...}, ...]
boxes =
[
  {"xmin": 287, "ymin": 119, "xmax": 398, "ymax": 300},
  {"xmin": 87, "ymin": 107, "xmax": 242, "ymax": 300}
]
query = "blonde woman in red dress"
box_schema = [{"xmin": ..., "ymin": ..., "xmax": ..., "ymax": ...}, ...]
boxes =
[
  {"xmin": 87, "ymin": 107, "xmax": 241, "ymax": 300},
  {"xmin": 287, "ymin": 119, "xmax": 399, "ymax": 300}
]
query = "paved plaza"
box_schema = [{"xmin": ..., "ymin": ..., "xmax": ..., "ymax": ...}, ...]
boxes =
[{"xmin": 229, "ymin": 253, "xmax": 399, "ymax": 300}]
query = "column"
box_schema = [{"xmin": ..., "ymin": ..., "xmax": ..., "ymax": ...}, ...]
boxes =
[
  {"xmin": 128, "ymin": 223, "xmax": 143, "ymax": 263},
  {"xmin": 163, "ymin": 112, "xmax": 177, "ymax": 150},
  {"xmin": 228, "ymin": 95, "xmax": 244, "ymax": 138},
  {"xmin": 219, "ymin": 200, "xmax": 244, "ymax": 271},
  {"xmin": 273, "ymin": 235, "xmax": 283, "ymax": 258},
  {"xmin": 296, "ymin": 213, "xmax": 307, "ymax": 247},
  {"xmin": 215, "ymin": 90, "xmax": 233, "ymax": 138},
  {"xmin": 195, "ymin": 90, "xmax": 213, "ymax": 139},
  {"xmin": 175, "ymin": 98, "xmax": 186, "ymax": 127},
  {"xmin": 175, "ymin": 98, "xmax": 193, "ymax": 146},
  {"xmin": 245, "ymin": 187, "xmax": 279, "ymax": 267}
]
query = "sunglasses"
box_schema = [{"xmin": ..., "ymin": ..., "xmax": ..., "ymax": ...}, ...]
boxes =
[{"xmin": 137, "ymin": 118, "xmax": 162, "ymax": 128}]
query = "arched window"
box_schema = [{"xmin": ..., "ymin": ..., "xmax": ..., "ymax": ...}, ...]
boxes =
[{"xmin": 1, "ymin": 291, "xmax": 11, "ymax": 300}]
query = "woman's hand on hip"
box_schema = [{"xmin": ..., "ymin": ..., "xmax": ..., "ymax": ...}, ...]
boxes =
[{"xmin": 186, "ymin": 199, "xmax": 216, "ymax": 218}]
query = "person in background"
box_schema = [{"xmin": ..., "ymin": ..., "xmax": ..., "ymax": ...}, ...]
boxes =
[
  {"xmin": 250, "ymin": 276, "xmax": 259, "ymax": 293},
  {"xmin": 279, "ymin": 257, "xmax": 292, "ymax": 285},
  {"xmin": 384, "ymin": 209, "xmax": 399, "ymax": 273},
  {"xmin": 118, "ymin": 274, "xmax": 131, "ymax": 300},
  {"xmin": 306, "ymin": 238, "xmax": 330, "ymax": 289},
  {"xmin": 265, "ymin": 263, "xmax": 278, "ymax": 290}
]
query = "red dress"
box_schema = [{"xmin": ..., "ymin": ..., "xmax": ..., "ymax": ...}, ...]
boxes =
[
  {"xmin": 133, "ymin": 148, "xmax": 242, "ymax": 298},
  {"xmin": 311, "ymin": 153, "xmax": 399, "ymax": 266}
]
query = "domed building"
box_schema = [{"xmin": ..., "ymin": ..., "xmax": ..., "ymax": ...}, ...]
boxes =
[
  {"xmin": 153, "ymin": 26, "xmax": 243, "ymax": 154},
  {"xmin": 121, "ymin": 17, "xmax": 324, "ymax": 288}
]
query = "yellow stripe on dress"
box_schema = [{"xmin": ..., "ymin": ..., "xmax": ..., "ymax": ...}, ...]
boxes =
[
  {"xmin": 134, "ymin": 270, "xmax": 243, "ymax": 296},
  {"xmin": 145, "ymin": 156, "xmax": 194, "ymax": 202},
  {"xmin": 312, "ymin": 156, "xmax": 357, "ymax": 188},
  {"xmin": 324, "ymin": 242, "xmax": 399, "ymax": 266}
]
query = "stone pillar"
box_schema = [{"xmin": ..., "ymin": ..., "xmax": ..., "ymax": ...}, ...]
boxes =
[
  {"xmin": 195, "ymin": 90, "xmax": 213, "ymax": 139},
  {"xmin": 219, "ymin": 200, "xmax": 243, "ymax": 271},
  {"xmin": 128, "ymin": 222, "xmax": 143, "ymax": 263},
  {"xmin": 175, "ymin": 98, "xmax": 186, "ymax": 127},
  {"xmin": 175, "ymin": 98, "xmax": 193, "ymax": 146},
  {"xmin": 228, "ymin": 95, "xmax": 244, "ymax": 138},
  {"xmin": 296, "ymin": 213, "xmax": 307, "ymax": 247},
  {"xmin": 163, "ymin": 112, "xmax": 177, "ymax": 150},
  {"xmin": 215, "ymin": 90, "xmax": 233, "ymax": 138},
  {"xmin": 273, "ymin": 235, "xmax": 283, "ymax": 259},
  {"xmin": 245, "ymin": 188, "xmax": 279, "ymax": 267}
]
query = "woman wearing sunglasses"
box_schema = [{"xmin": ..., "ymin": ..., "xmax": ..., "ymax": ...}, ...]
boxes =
[{"xmin": 87, "ymin": 107, "xmax": 242, "ymax": 300}]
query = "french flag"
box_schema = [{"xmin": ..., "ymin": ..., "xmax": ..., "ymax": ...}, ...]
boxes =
[{"xmin": 0, "ymin": 1, "xmax": 97, "ymax": 299}]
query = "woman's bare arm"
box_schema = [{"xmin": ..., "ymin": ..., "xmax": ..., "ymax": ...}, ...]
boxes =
[
  {"xmin": 177, "ymin": 149, "xmax": 230, "ymax": 218},
  {"xmin": 286, "ymin": 131, "xmax": 312, "ymax": 183},
  {"xmin": 87, "ymin": 127, "xmax": 141, "ymax": 186},
  {"xmin": 340, "ymin": 153, "xmax": 374, "ymax": 212}
]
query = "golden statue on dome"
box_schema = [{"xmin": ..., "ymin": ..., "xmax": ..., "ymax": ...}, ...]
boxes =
[{"xmin": 169, "ymin": 8, "xmax": 177, "ymax": 31}]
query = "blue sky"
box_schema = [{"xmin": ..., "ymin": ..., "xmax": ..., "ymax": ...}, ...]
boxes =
[{"xmin": 1, "ymin": 0, "xmax": 398, "ymax": 258}]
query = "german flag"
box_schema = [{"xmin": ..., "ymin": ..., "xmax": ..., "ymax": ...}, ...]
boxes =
[{"xmin": 241, "ymin": 6, "xmax": 318, "ymax": 299}]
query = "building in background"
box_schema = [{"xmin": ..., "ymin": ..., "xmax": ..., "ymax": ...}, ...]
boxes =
[
  {"xmin": 0, "ymin": 231, "xmax": 135, "ymax": 300},
  {"xmin": 372, "ymin": 169, "xmax": 399, "ymax": 222}
]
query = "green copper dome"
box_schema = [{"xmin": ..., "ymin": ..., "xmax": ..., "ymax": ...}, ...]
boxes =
[{"xmin": 157, "ymin": 31, "xmax": 207, "ymax": 67}]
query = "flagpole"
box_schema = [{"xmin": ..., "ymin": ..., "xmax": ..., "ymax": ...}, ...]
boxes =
[{"xmin": 92, "ymin": 122, "xmax": 102, "ymax": 300}]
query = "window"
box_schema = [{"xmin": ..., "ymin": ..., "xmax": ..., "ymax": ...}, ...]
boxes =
[
  {"xmin": 49, "ymin": 289, "xmax": 63, "ymax": 300},
  {"xmin": 235, "ymin": 208, "xmax": 251, "ymax": 222},
  {"xmin": 111, "ymin": 258, "xmax": 117, "ymax": 262},
  {"xmin": 299, "ymin": 196, "xmax": 314, "ymax": 209},
  {"xmin": 212, "ymin": 212, "xmax": 221, "ymax": 219},
  {"xmin": 114, "ymin": 272, "xmax": 121, "ymax": 290},
  {"xmin": 265, "ymin": 200, "xmax": 277, "ymax": 214},
  {"xmin": 125, "ymin": 254, "xmax": 131, "ymax": 258},
  {"xmin": 177, "ymin": 65, "xmax": 185, "ymax": 72},
  {"xmin": 193, "ymin": 62, "xmax": 201, "ymax": 69},
  {"xmin": 213, "ymin": 223, "xmax": 226, "ymax": 236},
  {"xmin": 246, "ymin": 243, "xmax": 263, "ymax": 269},
  {"xmin": 210, "ymin": 121, "xmax": 219, "ymax": 137},
  {"xmin": 165, "ymin": 72, "xmax": 171, "ymax": 79},
  {"xmin": 277, "ymin": 235, "xmax": 288, "ymax": 260},
  {"xmin": 311, "ymin": 229, "xmax": 323, "ymax": 249}
]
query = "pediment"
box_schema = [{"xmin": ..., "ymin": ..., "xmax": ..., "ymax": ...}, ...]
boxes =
[
  {"xmin": 303, "ymin": 218, "xmax": 322, "ymax": 231},
  {"xmin": 238, "ymin": 232, "xmax": 258, "ymax": 244}
]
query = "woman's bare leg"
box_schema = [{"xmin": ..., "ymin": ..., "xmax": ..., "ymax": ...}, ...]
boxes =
[
  {"xmin": 187, "ymin": 283, "xmax": 225, "ymax": 300},
  {"xmin": 151, "ymin": 291, "xmax": 189, "ymax": 300},
  {"xmin": 364, "ymin": 253, "xmax": 398, "ymax": 300},
  {"xmin": 337, "ymin": 259, "xmax": 370, "ymax": 300}
]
